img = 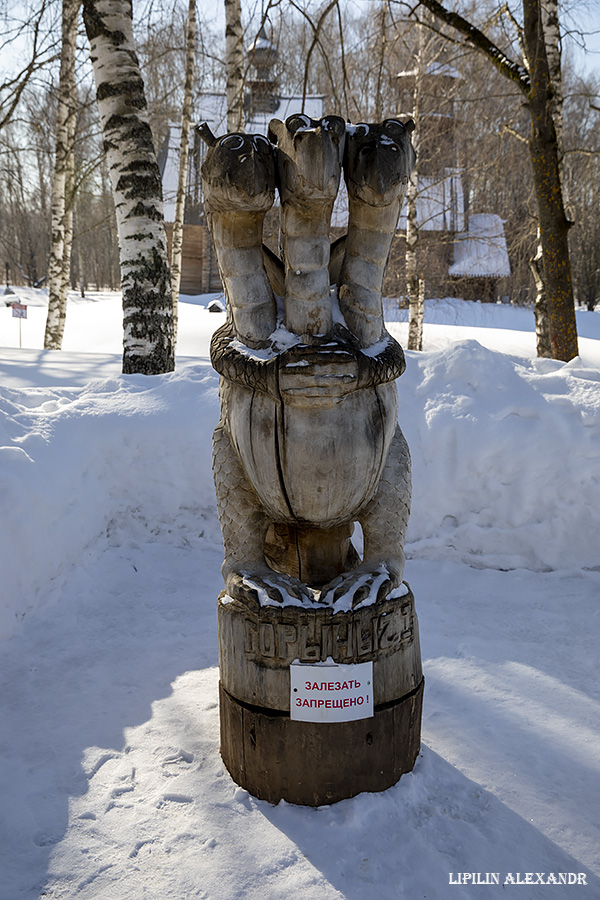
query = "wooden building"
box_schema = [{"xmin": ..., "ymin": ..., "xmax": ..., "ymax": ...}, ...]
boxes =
[{"xmin": 388, "ymin": 61, "xmax": 510, "ymax": 302}]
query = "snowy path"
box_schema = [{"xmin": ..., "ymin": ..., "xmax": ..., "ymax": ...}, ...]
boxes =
[
  {"xmin": 2, "ymin": 294, "xmax": 600, "ymax": 898},
  {"xmin": 2, "ymin": 534, "xmax": 599, "ymax": 899}
]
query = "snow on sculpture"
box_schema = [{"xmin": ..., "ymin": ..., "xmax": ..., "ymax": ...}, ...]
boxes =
[{"xmin": 199, "ymin": 115, "xmax": 416, "ymax": 608}]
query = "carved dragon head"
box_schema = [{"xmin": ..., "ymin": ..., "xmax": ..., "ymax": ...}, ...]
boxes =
[
  {"xmin": 198, "ymin": 125, "xmax": 275, "ymax": 213},
  {"xmin": 343, "ymin": 118, "xmax": 416, "ymax": 206},
  {"xmin": 268, "ymin": 114, "xmax": 346, "ymax": 205}
]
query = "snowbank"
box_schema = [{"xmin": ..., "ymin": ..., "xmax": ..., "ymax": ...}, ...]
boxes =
[
  {"xmin": 402, "ymin": 340, "xmax": 600, "ymax": 572},
  {"xmin": 0, "ymin": 370, "xmax": 219, "ymax": 638},
  {"xmin": 1, "ymin": 293, "xmax": 599, "ymax": 897}
]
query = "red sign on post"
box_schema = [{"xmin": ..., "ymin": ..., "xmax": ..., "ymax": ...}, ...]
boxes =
[{"xmin": 11, "ymin": 302, "xmax": 27, "ymax": 318}]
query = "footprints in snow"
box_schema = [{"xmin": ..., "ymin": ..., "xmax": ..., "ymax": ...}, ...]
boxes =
[
  {"xmin": 157, "ymin": 793, "xmax": 194, "ymax": 809},
  {"xmin": 78, "ymin": 745, "xmax": 196, "ymax": 820},
  {"xmin": 161, "ymin": 747, "xmax": 194, "ymax": 776}
]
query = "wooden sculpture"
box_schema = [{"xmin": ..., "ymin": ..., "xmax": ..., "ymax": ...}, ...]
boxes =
[{"xmin": 199, "ymin": 115, "xmax": 422, "ymax": 805}]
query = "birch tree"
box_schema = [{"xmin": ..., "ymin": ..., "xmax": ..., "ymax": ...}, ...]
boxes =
[
  {"xmin": 415, "ymin": 0, "xmax": 578, "ymax": 362},
  {"xmin": 82, "ymin": 0, "xmax": 175, "ymax": 375},
  {"xmin": 44, "ymin": 0, "xmax": 79, "ymax": 350},
  {"xmin": 405, "ymin": 153, "xmax": 421, "ymax": 349},
  {"xmin": 0, "ymin": 0, "xmax": 55, "ymax": 133},
  {"xmin": 405, "ymin": 22, "xmax": 424, "ymax": 352},
  {"xmin": 225, "ymin": 0, "xmax": 244, "ymax": 132},
  {"xmin": 541, "ymin": 0, "xmax": 563, "ymax": 160},
  {"xmin": 170, "ymin": 0, "xmax": 197, "ymax": 339},
  {"xmin": 374, "ymin": 0, "xmax": 389, "ymax": 122}
]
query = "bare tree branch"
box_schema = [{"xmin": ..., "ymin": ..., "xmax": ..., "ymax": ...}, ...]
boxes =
[{"xmin": 410, "ymin": 0, "xmax": 531, "ymax": 95}]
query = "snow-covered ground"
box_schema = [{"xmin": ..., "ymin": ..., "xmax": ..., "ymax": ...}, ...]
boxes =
[{"xmin": 1, "ymin": 289, "xmax": 599, "ymax": 899}]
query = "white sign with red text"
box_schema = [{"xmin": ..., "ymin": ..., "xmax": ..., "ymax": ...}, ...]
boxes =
[
  {"xmin": 290, "ymin": 660, "xmax": 374, "ymax": 722},
  {"xmin": 12, "ymin": 302, "xmax": 27, "ymax": 318}
]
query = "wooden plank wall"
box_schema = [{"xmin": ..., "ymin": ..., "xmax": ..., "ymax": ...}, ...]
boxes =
[{"xmin": 164, "ymin": 223, "xmax": 222, "ymax": 296}]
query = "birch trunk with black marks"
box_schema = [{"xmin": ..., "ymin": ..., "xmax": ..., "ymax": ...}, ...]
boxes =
[
  {"xmin": 170, "ymin": 0, "xmax": 197, "ymax": 340},
  {"xmin": 83, "ymin": 0, "xmax": 175, "ymax": 374},
  {"xmin": 530, "ymin": 231, "xmax": 551, "ymax": 358},
  {"xmin": 530, "ymin": 230, "xmax": 551, "ymax": 356},
  {"xmin": 225, "ymin": 0, "xmax": 244, "ymax": 132},
  {"xmin": 417, "ymin": 0, "xmax": 578, "ymax": 361},
  {"xmin": 542, "ymin": 0, "xmax": 563, "ymax": 162},
  {"xmin": 408, "ymin": 278, "xmax": 424, "ymax": 352},
  {"xmin": 404, "ymin": 154, "xmax": 420, "ymax": 331},
  {"xmin": 44, "ymin": 0, "xmax": 79, "ymax": 350},
  {"xmin": 405, "ymin": 28, "xmax": 423, "ymax": 352},
  {"xmin": 374, "ymin": 0, "xmax": 387, "ymax": 123},
  {"xmin": 61, "ymin": 159, "xmax": 75, "ymax": 298}
]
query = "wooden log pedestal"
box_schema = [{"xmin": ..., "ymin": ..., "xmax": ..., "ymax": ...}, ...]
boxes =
[{"xmin": 218, "ymin": 585, "xmax": 423, "ymax": 806}]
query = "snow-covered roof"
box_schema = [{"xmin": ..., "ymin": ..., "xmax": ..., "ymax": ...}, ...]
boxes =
[
  {"xmin": 249, "ymin": 26, "xmax": 275, "ymax": 55},
  {"xmin": 449, "ymin": 213, "xmax": 511, "ymax": 278}
]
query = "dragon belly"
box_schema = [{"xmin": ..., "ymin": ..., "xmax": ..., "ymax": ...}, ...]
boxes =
[{"xmin": 227, "ymin": 382, "xmax": 398, "ymax": 528}]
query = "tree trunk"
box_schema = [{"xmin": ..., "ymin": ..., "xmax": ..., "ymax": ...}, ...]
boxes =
[
  {"xmin": 170, "ymin": 0, "xmax": 197, "ymax": 340},
  {"xmin": 44, "ymin": 0, "xmax": 79, "ymax": 350},
  {"xmin": 526, "ymin": 0, "xmax": 562, "ymax": 358},
  {"xmin": 408, "ymin": 278, "xmax": 424, "ymax": 352},
  {"xmin": 529, "ymin": 229, "xmax": 551, "ymax": 357},
  {"xmin": 225, "ymin": 0, "xmax": 244, "ymax": 132},
  {"xmin": 416, "ymin": 0, "xmax": 578, "ymax": 361},
  {"xmin": 405, "ymin": 22, "xmax": 422, "ymax": 351},
  {"xmin": 523, "ymin": 0, "xmax": 577, "ymax": 361},
  {"xmin": 82, "ymin": 0, "xmax": 175, "ymax": 375},
  {"xmin": 61, "ymin": 96, "xmax": 77, "ymax": 305},
  {"xmin": 374, "ymin": 0, "xmax": 387, "ymax": 122},
  {"xmin": 541, "ymin": 0, "xmax": 563, "ymax": 163}
]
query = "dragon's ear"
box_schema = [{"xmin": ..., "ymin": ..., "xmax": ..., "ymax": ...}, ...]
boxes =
[
  {"xmin": 267, "ymin": 118, "xmax": 284, "ymax": 145},
  {"xmin": 403, "ymin": 118, "xmax": 416, "ymax": 134},
  {"xmin": 196, "ymin": 122, "xmax": 217, "ymax": 147}
]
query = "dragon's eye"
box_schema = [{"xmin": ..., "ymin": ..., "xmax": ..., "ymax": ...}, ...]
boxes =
[
  {"xmin": 383, "ymin": 119, "xmax": 405, "ymax": 141},
  {"xmin": 220, "ymin": 134, "xmax": 245, "ymax": 151}
]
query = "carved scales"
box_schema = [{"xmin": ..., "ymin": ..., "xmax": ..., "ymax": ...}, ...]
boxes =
[{"xmin": 199, "ymin": 114, "xmax": 416, "ymax": 608}]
